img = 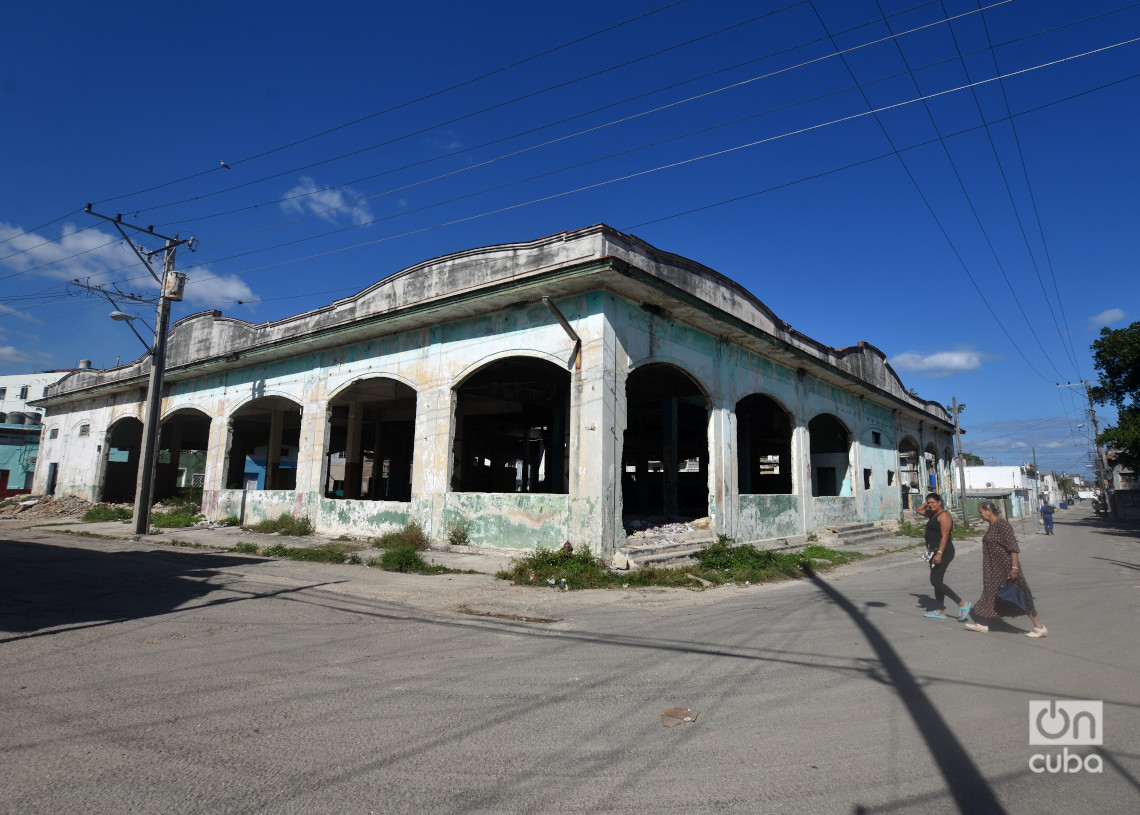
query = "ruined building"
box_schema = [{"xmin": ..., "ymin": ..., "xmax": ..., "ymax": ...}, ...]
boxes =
[{"xmin": 33, "ymin": 225, "xmax": 956, "ymax": 552}]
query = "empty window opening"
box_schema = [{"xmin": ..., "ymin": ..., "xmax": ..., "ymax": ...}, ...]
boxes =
[
  {"xmin": 226, "ymin": 396, "xmax": 303, "ymax": 491},
  {"xmin": 452, "ymin": 358, "xmax": 569, "ymax": 494},
  {"xmin": 736, "ymin": 393, "xmax": 792, "ymax": 495},
  {"xmin": 18, "ymin": 386, "xmax": 28, "ymax": 400},
  {"xmin": 49, "ymin": 428, "xmax": 59, "ymax": 439},
  {"xmin": 622, "ymin": 363, "xmax": 708, "ymax": 524},
  {"xmin": 888, "ymin": 470, "xmax": 895, "ymax": 486},
  {"xmin": 326, "ymin": 378, "xmax": 417, "ymax": 501},
  {"xmin": 102, "ymin": 418, "xmax": 142, "ymax": 503},
  {"xmin": 78, "ymin": 424, "xmax": 90, "ymax": 437},
  {"xmin": 864, "ymin": 468, "xmax": 873, "ymax": 490},
  {"xmin": 157, "ymin": 409, "xmax": 212, "ymax": 503},
  {"xmin": 872, "ymin": 431, "xmax": 881, "ymax": 445},
  {"xmin": 809, "ymin": 414, "xmax": 850, "ymax": 497}
]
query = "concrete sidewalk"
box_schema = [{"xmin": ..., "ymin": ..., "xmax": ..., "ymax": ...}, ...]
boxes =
[{"xmin": 0, "ymin": 516, "xmax": 526, "ymax": 575}]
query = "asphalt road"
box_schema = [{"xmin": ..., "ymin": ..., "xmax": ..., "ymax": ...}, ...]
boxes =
[{"xmin": 1, "ymin": 506, "xmax": 1136, "ymax": 814}]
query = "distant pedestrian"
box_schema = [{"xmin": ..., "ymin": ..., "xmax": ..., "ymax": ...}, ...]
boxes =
[
  {"xmin": 965, "ymin": 501, "xmax": 1047, "ymax": 638},
  {"xmin": 914, "ymin": 493, "xmax": 971, "ymax": 621},
  {"xmin": 1039, "ymin": 501, "xmax": 1056, "ymax": 535}
]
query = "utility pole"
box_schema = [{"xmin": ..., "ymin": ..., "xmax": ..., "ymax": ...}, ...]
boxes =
[
  {"xmin": 952, "ymin": 397, "xmax": 969, "ymax": 528},
  {"xmin": 84, "ymin": 207, "xmax": 193, "ymax": 534},
  {"xmin": 1058, "ymin": 381, "xmax": 1113, "ymax": 516}
]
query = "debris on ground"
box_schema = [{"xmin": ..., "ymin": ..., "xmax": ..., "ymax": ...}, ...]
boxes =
[
  {"xmin": 0, "ymin": 495, "xmax": 95, "ymax": 519},
  {"xmin": 660, "ymin": 708, "xmax": 700, "ymax": 727},
  {"xmin": 624, "ymin": 517, "xmax": 710, "ymax": 540}
]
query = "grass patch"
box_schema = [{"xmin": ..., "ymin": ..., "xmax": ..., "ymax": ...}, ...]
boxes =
[
  {"xmin": 217, "ymin": 515, "xmax": 241, "ymax": 527},
  {"xmin": 371, "ymin": 520, "xmax": 430, "ymax": 551},
  {"xmin": 82, "ymin": 504, "xmax": 133, "ymax": 523},
  {"xmin": 367, "ymin": 543, "xmax": 471, "ymax": 574},
  {"xmin": 232, "ymin": 542, "xmax": 259, "ymax": 554},
  {"xmin": 246, "ymin": 514, "xmax": 314, "ymax": 536},
  {"xmin": 497, "ymin": 538, "xmax": 868, "ymax": 590},
  {"xmin": 262, "ymin": 543, "xmax": 351, "ymax": 563},
  {"xmin": 161, "ymin": 488, "xmax": 203, "ymax": 512},
  {"xmin": 150, "ymin": 510, "xmax": 202, "ymax": 529}
]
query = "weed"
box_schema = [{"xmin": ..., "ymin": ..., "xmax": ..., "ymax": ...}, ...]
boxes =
[
  {"xmin": 232, "ymin": 542, "xmax": 259, "ymax": 554},
  {"xmin": 247, "ymin": 514, "xmax": 314, "ymax": 536},
  {"xmin": 262, "ymin": 544, "xmax": 350, "ymax": 563},
  {"xmin": 368, "ymin": 543, "xmax": 468, "ymax": 574},
  {"xmin": 150, "ymin": 510, "xmax": 202, "ymax": 528},
  {"xmin": 82, "ymin": 504, "xmax": 133, "ymax": 523},
  {"xmin": 163, "ymin": 488, "xmax": 203, "ymax": 512},
  {"xmin": 371, "ymin": 520, "xmax": 430, "ymax": 551},
  {"xmin": 217, "ymin": 515, "xmax": 241, "ymax": 527},
  {"xmin": 498, "ymin": 539, "xmax": 866, "ymax": 590},
  {"xmin": 446, "ymin": 520, "xmax": 472, "ymax": 547}
]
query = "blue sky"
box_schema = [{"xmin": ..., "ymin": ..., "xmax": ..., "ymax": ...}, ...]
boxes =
[{"xmin": 1, "ymin": 0, "xmax": 1136, "ymax": 477}]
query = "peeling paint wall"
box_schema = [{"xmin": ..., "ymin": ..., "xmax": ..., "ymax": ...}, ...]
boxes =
[{"xmin": 442, "ymin": 493, "xmax": 571, "ymax": 550}]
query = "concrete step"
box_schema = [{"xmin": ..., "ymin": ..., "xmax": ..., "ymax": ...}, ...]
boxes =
[
  {"xmin": 814, "ymin": 521, "xmax": 899, "ymax": 547},
  {"xmin": 613, "ymin": 533, "xmax": 718, "ymax": 570}
]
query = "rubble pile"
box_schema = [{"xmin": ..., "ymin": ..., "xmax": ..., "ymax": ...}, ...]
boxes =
[{"xmin": 0, "ymin": 495, "xmax": 95, "ymax": 519}]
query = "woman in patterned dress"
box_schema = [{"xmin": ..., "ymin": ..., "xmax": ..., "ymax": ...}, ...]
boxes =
[{"xmin": 965, "ymin": 501, "xmax": 1048, "ymax": 637}]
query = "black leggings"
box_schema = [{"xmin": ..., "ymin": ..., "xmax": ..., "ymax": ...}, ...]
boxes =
[{"xmin": 930, "ymin": 545, "xmax": 962, "ymax": 607}]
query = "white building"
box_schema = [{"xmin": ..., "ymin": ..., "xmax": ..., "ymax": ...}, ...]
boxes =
[{"xmin": 962, "ymin": 464, "xmax": 1039, "ymax": 518}]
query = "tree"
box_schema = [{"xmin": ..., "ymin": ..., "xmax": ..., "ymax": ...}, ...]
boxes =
[
  {"xmin": 960, "ymin": 452, "xmax": 984, "ymax": 466},
  {"xmin": 1090, "ymin": 321, "xmax": 1140, "ymax": 471}
]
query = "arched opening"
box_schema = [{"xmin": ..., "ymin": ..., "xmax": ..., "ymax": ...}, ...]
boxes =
[
  {"xmin": 452, "ymin": 357, "xmax": 570, "ymax": 494},
  {"xmin": 326, "ymin": 378, "xmax": 417, "ymax": 501},
  {"xmin": 809, "ymin": 414, "xmax": 850, "ymax": 497},
  {"xmin": 156, "ymin": 409, "xmax": 212, "ymax": 502},
  {"xmin": 622, "ymin": 363, "xmax": 708, "ymax": 522},
  {"xmin": 102, "ymin": 417, "xmax": 142, "ymax": 503},
  {"xmin": 925, "ymin": 443, "xmax": 940, "ymax": 493},
  {"xmin": 736, "ymin": 393, "xmax": 792, "ymax": 494},
  {"xmin": 899, "ymin": 437, "xmax": 921, "ymax": 510},
  {"xmin": 226, "ymin": 397, "xmax": 303, "ymax": 490}
]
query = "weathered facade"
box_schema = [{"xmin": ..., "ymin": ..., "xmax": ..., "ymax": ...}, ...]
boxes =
[{"xmin": 33, "ymin": 225, "xmax": 955, "ymax": 552}]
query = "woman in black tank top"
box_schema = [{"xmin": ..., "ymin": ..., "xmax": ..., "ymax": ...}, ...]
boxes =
[{"xmin": 915, "ymin": 492, "xmax": 970, "ymax": 621}]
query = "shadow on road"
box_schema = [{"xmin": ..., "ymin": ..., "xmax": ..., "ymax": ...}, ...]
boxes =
[
  {"xmin": 810, "ymin": 574, "xmax": 1008, "ymax": 815},
  {"xmin": 0, "ymin": 537, "xmax": 266, "ymax": 642}
]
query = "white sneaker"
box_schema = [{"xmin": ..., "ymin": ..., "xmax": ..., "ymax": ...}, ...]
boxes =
[
  {"xmin": 1026, "ymin": 627, "xmax": 1048, "ymax": 639},
  {"xmin": 963, "ymin": 623, "xmax": 989, "ymax": 633}
]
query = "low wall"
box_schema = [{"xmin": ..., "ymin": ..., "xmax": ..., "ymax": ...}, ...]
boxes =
[
  {"xmin": 313, "ymin": 497, "xmax": 411, "ymax": 538},
  {"xmin": 812, "ymin": 496, "xmax": 859, "ymax": 527},
  {"xmin": 735, "ymin": 494, "xmax": 802, "ymax": 543},
  {"xmin": 442, "ymin": 493, "xmax": 571, "ymax": 550}
]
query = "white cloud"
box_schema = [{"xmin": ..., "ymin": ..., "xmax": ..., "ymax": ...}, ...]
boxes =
[
  {"xmin": 889, "ymin": 349, "xmax": 985, "ymax": 378},
  {"xmin": 1087, "ymin": 308, "xmax": 1126, "ymax": 329},
  {"xmin": 0, "ymin": 344, "xmax": 51, "ymax": 365},
  {"xmin": 182, "ymin": 271, "xmax": 259, "ymax": 308},
  {"xmin": 0, "ymin": 303, "xmax": 41, "ymax": 324},
  {"xmin": 280, "ymin": 176, "xmax": 373, "ymax": 226},
  {"xmin": 0, "ymin": 221, "xmax": 143, "ymax": 282}
]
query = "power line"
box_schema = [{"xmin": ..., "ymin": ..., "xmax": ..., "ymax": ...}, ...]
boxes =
[{"xmin": 89, "ymin": 0, "xmax": 700, "ymax": 205}]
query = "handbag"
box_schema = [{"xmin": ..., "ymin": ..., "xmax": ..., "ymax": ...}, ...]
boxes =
[{"xmin": 997, "ymin": 580, "xmax": 1029, "ymax": 611}]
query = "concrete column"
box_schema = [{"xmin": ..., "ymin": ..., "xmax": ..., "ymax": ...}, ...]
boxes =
[
  {"xmin": 568, "ymin": 306, "xmax": 619, "ymax": 553},
  {"xmin": 294, "ymin": 404, "xmax": 328, "ymax": 498},
  {"xmin": 707, "ymin": 404, "xmax": 734, "ymax": 539},
  {"xmin": 266, "ymin": 410, "xmax": 283, "ymax": 490},
  {"xmin": 343, "ymin": 399, "xmax": 364, "ymax": 499}
]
